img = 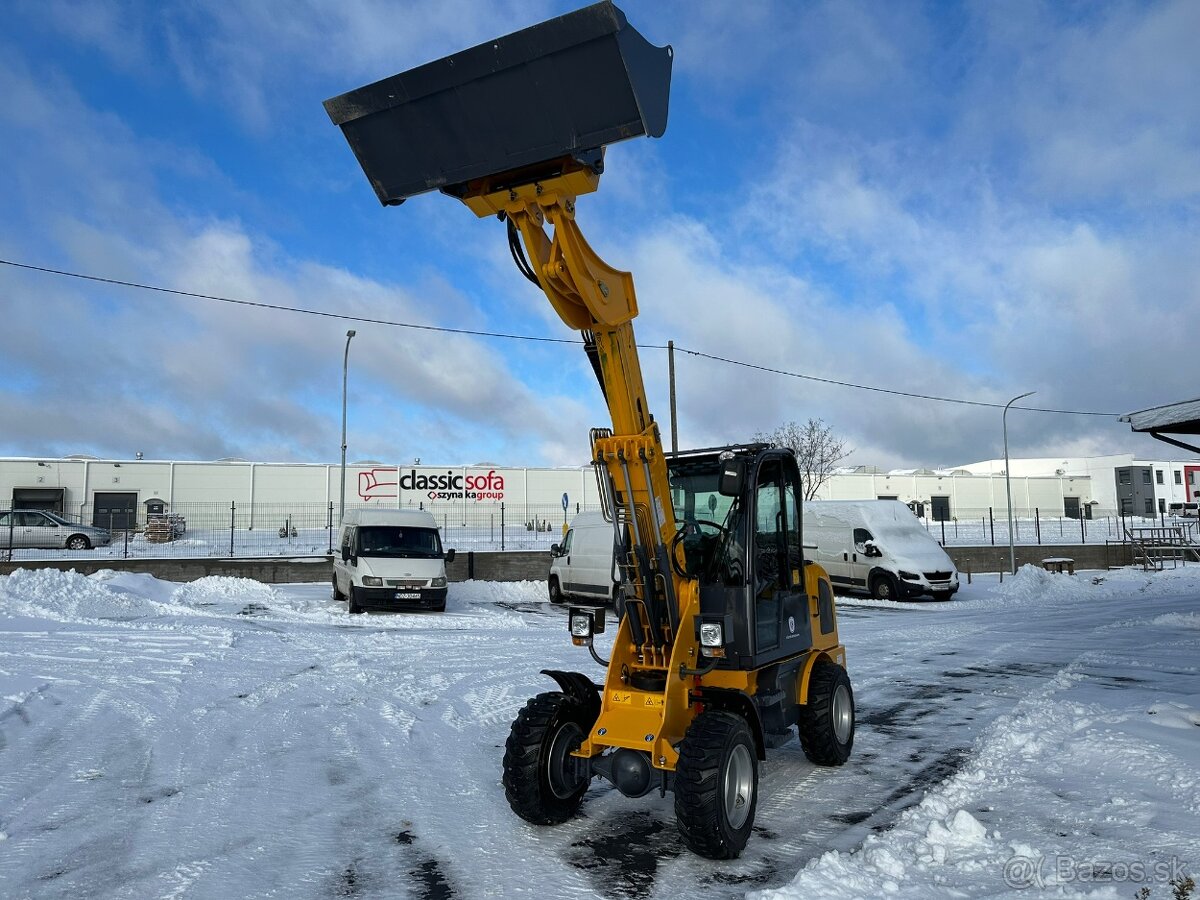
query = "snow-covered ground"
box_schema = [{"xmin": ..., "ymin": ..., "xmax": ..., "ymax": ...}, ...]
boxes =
[{"xmin": 0, "ymin": 566, "xmax": 1196, "ymax": 898}]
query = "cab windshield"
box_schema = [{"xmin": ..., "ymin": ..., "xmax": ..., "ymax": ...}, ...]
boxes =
[
  {"xmin": 355, "ymin": 526, "xmax": 442, "ymax": 559},
  {"xmin": 667, "ymin": 456, "xmax": 743, "ymax": 583}
]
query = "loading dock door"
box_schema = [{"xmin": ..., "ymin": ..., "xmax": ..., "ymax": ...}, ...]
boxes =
[
  {"xmin": 93, "ymin": 492, "xmax": 138, "ymax": 530},
  {"xmin": 930, "ymin": 495, "xmax": 951, "ymax": 522},
  {"xmin": 12, "ymin": 487, "xmax": 66, "ymax": 514}
]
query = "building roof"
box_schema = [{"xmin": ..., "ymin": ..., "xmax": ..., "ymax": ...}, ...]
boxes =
[{"xmin": 1121, "ymin": 397, "xmax": 1200, "ymax": 435}]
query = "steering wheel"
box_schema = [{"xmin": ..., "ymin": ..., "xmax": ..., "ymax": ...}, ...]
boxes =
[{"xmin": 670, "ymin": 519, "xmax": 729, "ymax": 579}]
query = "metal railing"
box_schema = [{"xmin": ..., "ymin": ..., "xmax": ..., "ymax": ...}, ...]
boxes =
[{"xmin": 3, "ymin": 501, "xmax": 600, "ymax": 561}]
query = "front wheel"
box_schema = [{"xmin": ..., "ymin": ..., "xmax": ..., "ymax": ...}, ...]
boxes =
[
  {"xmin": 870, "ymin": 572, "xmax": 900, "ymax": 601},
  {"xmin": 797, "ymin": 662, "xmax": 855, "ymax": 766},
  {"xmin": 548, "ymin": 576, "xmax": 564, "ymax": 605},
  {"xmin": 347, "ymin": 587, "xmax": 364, "ymax": 615},
  {"xmin": 674, "ymin": 711, "xmax": 758, "ymax": 859},
  {"xmin": 503, "ymin": 692, "xmax": 593, "ymax": 825},
  {"xmin": 66, "ymin": 535, "xmax": 91, "ymax": 551}
]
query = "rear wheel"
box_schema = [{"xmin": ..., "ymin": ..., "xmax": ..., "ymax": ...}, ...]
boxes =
[
  {"xmin": 797, "ymin": 662, "xmax": 854, "ymax": 766},
  {"xmin": 66, "ymin": 535, "xmax": 91, "ymax": 550},
  {"xmin": 674, "ymin": 711, "xmax": 758, "ymax": 859},
  {"xmin": 870, "ymin": 572, "xmax": 900, "ymax": 601},
  {"xmin": 503, "ymin": 692, "xmax": 592, "ymax": 825},
  {"xmin": 548, "ymin": 576, "xmax": 564, "ymax": 605}
]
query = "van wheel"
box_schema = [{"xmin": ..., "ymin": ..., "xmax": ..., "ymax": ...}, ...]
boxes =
[
  {"xmin": 347, "ymin": 588, "xmax": 364, "ymax": 615},
  {"xmin": 548, "ymin": 576, "xmax": 564, "ymax": 605},
  {"xmin": 332, "ymin": 576, "xmax": 345, "ymax": 602},
  {"xmin": 870, "ymin": 573, "xmax": 900, "ymax": 601}
]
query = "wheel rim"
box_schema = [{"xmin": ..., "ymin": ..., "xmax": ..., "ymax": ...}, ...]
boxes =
[
  {"xmin": 878, "ymin": 579, "xmax": 891, "ymax": 599},
  {"xmin": 722, "ymin": 744, "xmax": 754, "ymax": 830},
  {"xmin": 832, "ymin": 683, "xmax": 853, "ymax": 744},
  {"xmin": 546, "ymin": 720, "xmax": 584, "ymax": 799}
]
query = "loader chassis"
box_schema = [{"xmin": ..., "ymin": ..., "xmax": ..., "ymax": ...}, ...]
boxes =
[{"xmin": 325, "ymin": 0, "xmax": 855, "ymax": 859}]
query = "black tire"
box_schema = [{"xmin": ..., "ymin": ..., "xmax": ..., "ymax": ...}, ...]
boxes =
[
  {"xmin": 332, "ymin": 576, "xmax": 346, "ymax": 603},
  {"xmin": 797, "ymin": 662, "xmax": 855, "ymax": 766},
  {"xmin": 66, "ymin": 535, "xmax": 91, "ymax": 551},
  {"xmin": 347, "ymin": 587, "xmax": 364, "ymax": 615},
  {"xmin": 870, "ymin": 572, "xmax": 900, "ymax": 601},
  {"xmin": 503, "ymin": 692, "xmax": 593, "ymax": 825},
  {"xmin": 674, "ymin": 711, "xmax": 758, "ymax": 859},
  {"xmin": 548, "ymin": 576, "xmax": 564, "ymax": 605},
  {"xmin": 432, "ymin": 598, "xmax": 446, "ymax": 613}
]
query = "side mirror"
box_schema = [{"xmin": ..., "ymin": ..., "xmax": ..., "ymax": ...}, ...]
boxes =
[
  {"xmin": 865, "ymin": 542, "xmax": 882, "ymax": 558},
  {"xmin": 341, "ymin": 546, "xmax": 350, "ymax": 562},
  {"xmin": 550, "ymin": 543, "xmax": 561, "ymax": 557},
  {"xmin": 718, "ymin": 457, "xmax": 745, "ymax": 497},
  {"xmin": 445, "ymin": 548, "xmax": 456, "ymax": 564}
]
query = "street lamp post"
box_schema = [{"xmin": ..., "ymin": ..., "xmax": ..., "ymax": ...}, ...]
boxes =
[
  {"xmin": 340, "ymin": 329, "xmax": 357, "ymax": 525},
  {"xmin": 1003, "ymin": 390, "xmax": 1035, "ymax": 575}
]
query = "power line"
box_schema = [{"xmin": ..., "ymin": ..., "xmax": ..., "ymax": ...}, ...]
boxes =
[
  {"xmin": 673, "ymin": 347, "xmax": 1119, "ymax": 417},
  {"xmin": 1, "ymin": 257, "xmax": 1118, "ymax": 417},
  {"xmin": 0, "ymin": 258, "xmax": 578, "ymax": 345}
]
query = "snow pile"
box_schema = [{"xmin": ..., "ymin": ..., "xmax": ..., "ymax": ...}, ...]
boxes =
[{"xmin": 0, "ymin": 567, "xmax": 164, "ymax": 621}]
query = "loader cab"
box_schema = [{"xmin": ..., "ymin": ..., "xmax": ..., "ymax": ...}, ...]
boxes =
[{"xmin": 667, "ymin": 446, "xmax": 835, "ymax": 670}]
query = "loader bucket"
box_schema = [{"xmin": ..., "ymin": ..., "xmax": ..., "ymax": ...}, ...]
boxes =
[{"xmin": 323, "ymin": 1, "xmax": 672, "ymax": 206}]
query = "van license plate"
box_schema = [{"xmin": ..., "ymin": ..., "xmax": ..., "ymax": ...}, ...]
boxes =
[{"xmin": 394, "ymin": 592, "xmax": 420, "ymax": 600}]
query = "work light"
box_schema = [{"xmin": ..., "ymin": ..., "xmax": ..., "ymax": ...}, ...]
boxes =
[{"xmin": 699, "ymin": 622, "xmax": 724, "ymax": 647}]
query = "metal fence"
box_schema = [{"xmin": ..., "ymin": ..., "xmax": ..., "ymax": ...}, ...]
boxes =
[
  {"xmin": 902, "ymin": 506, "xmax": 1199, "ymax": 548},
  {"xmin": 3, "ymin": 501, "xmax": 600, "ymax": 561},
  {"xmin": 5, "ymin": 499, "xmax": 1197, "ymax": 563}
]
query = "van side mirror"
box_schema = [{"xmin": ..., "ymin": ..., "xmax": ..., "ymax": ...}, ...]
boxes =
[
  {"xmin": 550, "ymin": 543, "xmax": 561, "ymax": 557},
  {"xmin": 341, "ymin": 546, "xmax": 350, "ymax": 562},
  {"xmin": 445, "ymin": 548, "xmax": 456, "ymax": 564},
  {"xmin": 864, "ymin": 541, "xmax": 882, "ymax": 558},
  {"xmin": 718, "ymin": 458, "xmax": 745, "ymax": 497}
]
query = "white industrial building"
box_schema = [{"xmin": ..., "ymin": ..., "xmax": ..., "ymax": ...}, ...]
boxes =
[
  {"xmin": 957, "ymin": 454, "xmax": 1200, "ymax": 516},
  {"xmin": 0, "ymin": 454, "xmax": 1105, "ymax": 530}
]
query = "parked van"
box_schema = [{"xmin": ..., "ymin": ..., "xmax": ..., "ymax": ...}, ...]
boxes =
[
  {"xmin": 334, "ymin": 508, "xmax": 455, "ymax": 613},
  {"xmin": 548, "ymin": 511, "xmax": 622, "ymax": 605},
  {"xmin": 804, "ymin": 500, "xmax": 959, "ymax": 601},
  {"xmin": 1168, "ymin": 502, "xmax": 1199, "ymax": 518}
]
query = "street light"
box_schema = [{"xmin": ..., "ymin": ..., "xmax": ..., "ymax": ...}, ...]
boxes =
[
  {"xmin": 340, "ymin": 329, "xmax": 357, "ymax": 525},
  {"xmin": 1003, "ymin": 390, "xmax": 1035, "ymax": 575}
]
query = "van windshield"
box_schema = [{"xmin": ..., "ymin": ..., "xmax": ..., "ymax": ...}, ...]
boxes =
[{"xmin": 355, "ymin": 526, "xmax": 442, "ymax": 558}]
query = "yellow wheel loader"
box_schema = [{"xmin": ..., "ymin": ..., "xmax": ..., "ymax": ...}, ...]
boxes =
[{"xmin": 326, "ymin": 1, "xmax": 855, "ymax": 859}]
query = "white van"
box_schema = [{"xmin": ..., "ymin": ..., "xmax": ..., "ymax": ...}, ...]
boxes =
[
  {"xmin": 333, "ymin": 508, "xmax": 455, "ymax": 613},
  {"xmin": 548, "ymin": 511, "xmax": 621, "ymax": 605},
  {"xmin": 804, "ymin": 500, "xmax": 959, "ymax": 601}
]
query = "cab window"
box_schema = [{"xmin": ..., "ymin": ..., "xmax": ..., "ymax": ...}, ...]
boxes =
[{"xmin": 853, "ymin": 528, "xmax": 873, "ymax": 552}]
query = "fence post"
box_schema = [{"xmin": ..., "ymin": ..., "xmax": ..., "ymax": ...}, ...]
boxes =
[
  {"xmin": 230, "ymin": 501, "xmax": 236, "ymax": 558},
  {"xmin": 940, "ymin": 517, "xmax": 945, "ymax": 546},
  {"xmin": 1081, "ymin": 512, "xmax": 1086, "ymax": 543},
  {"xmin": 989, "ymin": 507, "xmax": 995, "ymax": 545},
  {"xmin": 123, "ymin": 523, "xmax": 129, "ymax": 559},
  {"xmin": 501, "ymin": 502, "xmax": 506, "ymax": 551},
  {"xmin": 1035, "ymin": 508, "xmax": 1041, "ymax": 545},
  {"xmin": 327, "ymin": 501, "xmax": 334, "ymax": 553}
]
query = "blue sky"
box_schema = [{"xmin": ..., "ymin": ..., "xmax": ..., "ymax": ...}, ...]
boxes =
[{"xmin": 1, "ymin": 0, "xmax": 1197, "ymax": 469}]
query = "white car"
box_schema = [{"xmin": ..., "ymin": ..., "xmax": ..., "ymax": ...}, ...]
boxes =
[{"xmin": 0, "ymin": 509, "xmax": 113, "ymax": 550}]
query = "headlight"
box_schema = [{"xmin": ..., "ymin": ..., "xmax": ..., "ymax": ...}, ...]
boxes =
[
  {"xmin": 699, "ymin": 622, "xmax": 724, "ymax": 647},
  {"xmin": 431, "ymin": 576, "xmax": 447, "ymax": 588},
  {"xmin": 361, "ymin": 576, "xmax": 383, "ymax": 587},
  {"xmin": 898, "ymin": 571, "xmax": 920, "ymax": 581},
  {"xmin": 570, "ymin": 614, "xmax": 592, "ymax": 637}
]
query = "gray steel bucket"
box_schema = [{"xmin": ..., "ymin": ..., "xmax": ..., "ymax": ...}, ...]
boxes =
[{"xmin": 324, "ymin": 1, "xmax": 672, "ymax": 206}]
